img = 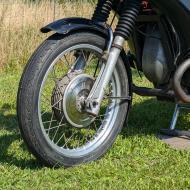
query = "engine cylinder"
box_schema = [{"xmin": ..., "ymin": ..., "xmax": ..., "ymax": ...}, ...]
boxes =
[{"xmin": 142, "ymin": 24, "xmax": 169, "ymax": 85}]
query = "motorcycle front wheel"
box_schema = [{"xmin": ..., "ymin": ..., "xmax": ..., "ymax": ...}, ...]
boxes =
[{"xmin": 17, "ymin": 32, "xmax": 131, "ymax": 167}]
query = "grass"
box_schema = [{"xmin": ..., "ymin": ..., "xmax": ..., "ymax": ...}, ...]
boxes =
[
  {"xmin": 0, "ymin": 0, "xmax": 95, "ymax": 70},
  {"xmin": 1, "ymin": 0, "xmax": 190, "ymax": 189},
  {"xmin": 1, "ymin": 69, "xmax": 190, "ymax": 189}
]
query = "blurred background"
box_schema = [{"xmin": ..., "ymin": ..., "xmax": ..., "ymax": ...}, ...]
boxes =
[{"xmin": 0, "ymin": 0, "xmax": 96, "ymax": 71}]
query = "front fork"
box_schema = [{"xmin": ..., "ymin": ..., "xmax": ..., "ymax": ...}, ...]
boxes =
[
  {"xmin": 82, "ymin": 0, "xmax": 140, "ymax": 116},
  {"xmin": 85, "ymin": 34, "xmax": 125, "ymax": 116}
]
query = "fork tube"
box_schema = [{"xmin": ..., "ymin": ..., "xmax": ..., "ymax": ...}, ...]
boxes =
[{"xmin": 85, "ymin": 36, "xmax": 125, "ymax": 116}]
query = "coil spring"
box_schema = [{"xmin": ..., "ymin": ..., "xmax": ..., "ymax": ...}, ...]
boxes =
[
  {"xmin": 115, "ymin": 0, "xmax": 141, "ymax": 40},
  {"xmin": 92, "ymin": 0, "xmax": 114, "ymax": 23}
]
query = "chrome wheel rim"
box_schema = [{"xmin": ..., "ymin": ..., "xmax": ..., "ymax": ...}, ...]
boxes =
[{"xmin": 38, "ymin": 44, "xmax": 122, "ymax": 157}]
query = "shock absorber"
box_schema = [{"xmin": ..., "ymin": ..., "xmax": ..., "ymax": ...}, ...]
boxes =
[
  {"xmin": 92, "ymin": 0, "xmax": 114, "ymax": 23},
  {"xmin": 115, "ymin": 0, "xmax": 141, "ymax": 40},
  {"xmin": 92, "ymin": 0, "xmax": 141, "ymax": 40}
]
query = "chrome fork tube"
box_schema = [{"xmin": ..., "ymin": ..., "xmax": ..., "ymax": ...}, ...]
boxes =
[{"xmin": 85, "ymin": 36, "xmax": 125, "ymax": 116}]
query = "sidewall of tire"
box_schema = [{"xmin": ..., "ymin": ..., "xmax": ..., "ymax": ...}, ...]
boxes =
[{"xmin": 17, "ymin": 32, "xmax": 131, "ymax": 167}]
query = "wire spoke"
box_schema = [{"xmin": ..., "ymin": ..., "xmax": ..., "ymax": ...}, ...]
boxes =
[
  {"xmin": 49, "ymin": 66, "xmax": 58, "ymax": 83},
  {"xmin": 38, "ymin": 47, "xmax": 119, "ymax": 152},
  {"xmin": 77, "ymin": 134, "xmax": 81, "ymax": 148},
  {"xmin": 41, "ymin": 93, "xmax": 63, "ymax": 113},
  {"xmin": 51, "ymin": 97, "xmax": 63, "ymax": 108},
  {"xmin": 86, "ymin": 52, "xmax": 94, "ymax": 66},
  {"xmin": 47, "ymin": 113, "xmax": 54, "ymax": 135},
  {"xmin": 63, "ymin": 55, "xmax": 71, "ymax": 69},
  {"xmin": 41, "ymin": 94, "xmax": 51, "ymax": 105},
  {"xmin": 63, "ymin": 133, "xmax": 69, "ymax": 149},
  {"xmin": 81, "ymin": 50, "xmax": 88, "ymax": 63},
  {"xmin": 95, "ymin": 113, "xmax": 108, "ymax": 119},
  {"xmin": 43, "ymin": 120, "xmax": 57, "ymax": 124},
  {"xmin": 56, "ymin": 132, "xmax": 66, "ymax": 145},
  {"xmin": 52, "ymin": 114, "xmax": 65, "ymax": 142},
  {"xmin": 86, "ymin": 124, "xmax": 93, "ymax": 143},
  {"xmin": 93, "ymin": 121, "xmax": 98, "ymax": 132},
  {"xmin": 62, "ymin": 131, "xmax": 77, "ymax": 148},
  {"xmin": 94, "ymin": 117, "xmax": 103, "ymax": 123},
  {"xmin": 41, "ymin": 110, "xmax": 50, "ymax": 117},
  {"xmin": 45, "ymin": 123, "xmax": 66, "ymax": 132}
]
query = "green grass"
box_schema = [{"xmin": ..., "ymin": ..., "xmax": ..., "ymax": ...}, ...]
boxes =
[{"xmin": 1, "ymin": 69, "xmax": 190, "ymax": 189}]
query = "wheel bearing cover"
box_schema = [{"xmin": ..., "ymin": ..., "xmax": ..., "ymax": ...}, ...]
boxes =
[{"xmin": 51, "ymin": 73, "xmax": 95, "ymax": 128}]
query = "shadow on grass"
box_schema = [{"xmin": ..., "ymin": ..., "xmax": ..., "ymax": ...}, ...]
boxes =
[
  {"xmin": 0, "ymin": 103, "xmax": 43, "ymax": 169},
  {"xmin": 122, "ymin": 97, "xmax": 190, "ymax": 138},
  {"xmin": 0, "ymin": 98, "xmax": 189, "ymax": 168},
  {"xmin": 122, "ymin": 98, "xmax": 175, "ymax": 137}
]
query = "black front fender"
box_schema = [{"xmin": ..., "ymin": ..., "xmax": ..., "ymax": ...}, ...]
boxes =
[{"xmin": 41, "ymin": 17, "xmax": 108, "ymax": 36}]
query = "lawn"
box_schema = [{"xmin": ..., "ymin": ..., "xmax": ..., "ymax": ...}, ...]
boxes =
[
  {"xmin": 1, "ymin": 0, "xmax": 190, "ymax": 189},
  {"xmin": 1, "ymin": 68, "xmax": 190, "ymax": 189}
]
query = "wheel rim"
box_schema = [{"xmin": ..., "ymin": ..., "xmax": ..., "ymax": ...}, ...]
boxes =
[{"xmin": 38, "ymin": 44, "xmax": 122, "ymax": 157}]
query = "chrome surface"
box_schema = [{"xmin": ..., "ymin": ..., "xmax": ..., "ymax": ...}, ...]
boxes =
[
  {"xmin": 142, "ymin": 25, "xmax": 168, "ymax": 85},
  {"xmin": 106, "ymin": 26, "xmax": 114, "ymax": 53},
  {"xmin": 63, "ymin": 74, "xmax": 95, "ymax": 128},
  {"xmin": 174, "ymin": 58, "xmax": 190, "ymax": 103},
  {"xmin": 170, "ymin": 104, "xmax": 190, "ymax": 130},
  {"xmin": 38, "ymin": 44, "xmax": 122, "ymax": 157},
  {"xmin": 85, "ymin": 36, "xmax": 125, "ymax": 116},
  {"xmin": 72, "ymin": 53, "xmax": 86, "ymax": 71},
  {"xmin": 170, "ymin": 104, "xmax": 180, "ymax": 130}
]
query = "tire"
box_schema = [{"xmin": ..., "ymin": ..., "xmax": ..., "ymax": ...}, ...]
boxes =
[{"xmin": 17, "ymin": 32, "xmax": 132, "ymax": 167}]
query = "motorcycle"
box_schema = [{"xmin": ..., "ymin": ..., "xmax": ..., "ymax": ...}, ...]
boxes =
[{"xmin": 17, "ymin": 0, "xmax": 190, "ymax": 167}]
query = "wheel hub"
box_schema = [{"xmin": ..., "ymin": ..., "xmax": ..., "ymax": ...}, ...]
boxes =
[{"xmin": 51, "ymin": 72, "xmax": 95, "ymax": 128}]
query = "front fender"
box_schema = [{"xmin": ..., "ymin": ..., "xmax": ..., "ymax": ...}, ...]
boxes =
[
  {"xmin": 41, "ymin": 17, "xmax": 132, "ymax": 93},
  {"xmin": 41, "ymin": 17, "xmax": 108, "ymax": 36}
]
